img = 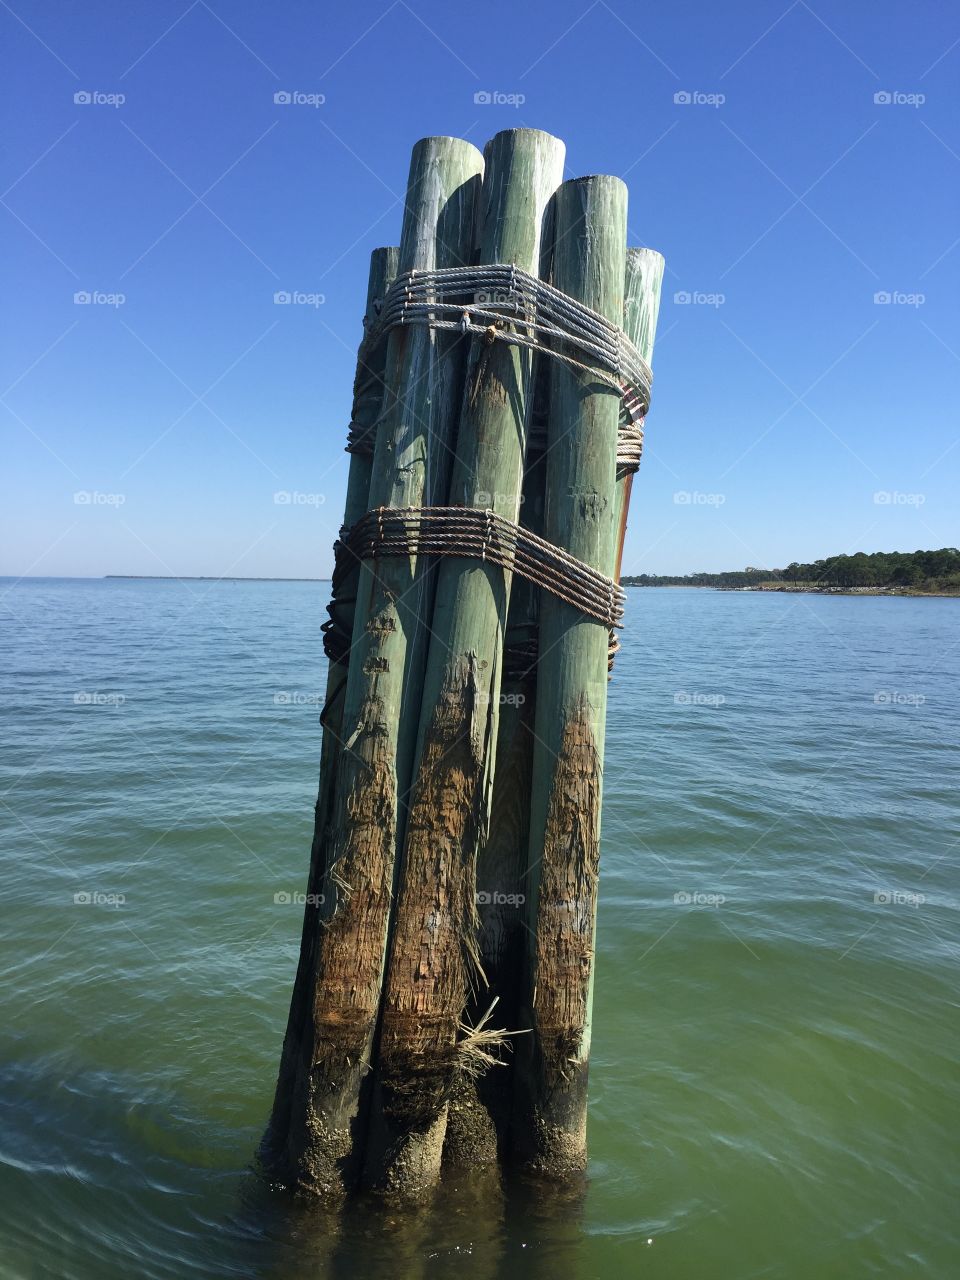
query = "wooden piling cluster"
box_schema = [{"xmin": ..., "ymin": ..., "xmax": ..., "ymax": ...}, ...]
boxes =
[{"xmin": 263, "ymin": 129, "xmax": 664, "ymax": 1203}]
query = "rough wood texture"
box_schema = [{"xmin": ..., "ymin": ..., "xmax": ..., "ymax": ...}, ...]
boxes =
[
  {"xmin": 459, "ymin": 356, "xmax": 549, "ymax": 1158},
  {"xmin": 513, "ymin": 175, "xmax": 628, "ymax": 1180},
  {"xmin": 263, "ymin": 246, "xmax": 399, "ymax": 1170},
  {"xmin": 364, "ymin": 129, "xmax": 565, "ymax": 1201},
  {"xmin": 278, "ymin": 137, "xmax": 484, "ymax": 1199}
]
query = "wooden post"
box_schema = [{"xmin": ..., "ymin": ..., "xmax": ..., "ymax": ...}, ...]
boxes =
[
  {"xmin": 279, "ymin": 137, "xmax": 484, "ymax": 1198},
  {"xmin": 613, "ymin": 247, "xmax": 665, "ymax": 581},
  {"xmin": 474, "ymin": 248, "xmax": 663, "ymax": 1163},
  {"xmin": 364, "ymin": 128, "xmax": 565, "ymax": 1201},
  {"xmin": 459, "ymin": 356, "xmax": 549, "ymax": 1156},
  {"xmin": 262, "ymin": 246, "xmax": 399, "ymax": 1169},
  {"xmin": 513, "ymin": 174, "xmax": 628, "ymax": 1179}
]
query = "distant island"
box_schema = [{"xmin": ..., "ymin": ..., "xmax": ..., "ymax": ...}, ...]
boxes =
[
  {"xmin": 623, "ymin": 548, "xmax": 960, "ymax": 595},
  {"xmin": 104, "ymin": 575, "xmax": 328, "ymax": 582},
  {"xmin": 103, "ymin": 549, "xmax": 960, "ymax": 595}
]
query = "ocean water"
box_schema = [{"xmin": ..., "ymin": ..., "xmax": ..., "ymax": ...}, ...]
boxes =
[{"xmin": 0, "ymin": 578, "xmax": 957, "ymax": 1279}]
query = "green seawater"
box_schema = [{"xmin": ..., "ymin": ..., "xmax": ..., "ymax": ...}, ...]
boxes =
[{"xmin": 1, "ymin": 579, "xmax": 957, "ymax": 1279}]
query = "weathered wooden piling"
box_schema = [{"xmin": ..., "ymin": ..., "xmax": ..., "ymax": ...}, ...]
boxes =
[
  {"xmin": 461, "ymin": 352, "xmax": 550, "ymax": 1159},
  {"xmin": 513, "ymin": 175, "xmax": 628, "ymax": 1179},
  {"xmin": 264, "ymin": 245, "xmax": 399, "ymax": 1167},
  {"xmin": 469, "ymin": 247, "xmax": 663, "ymax": 1170},
  {"xmin": 614, "ymin": 247, "xmax": 665, "ymax": 579},
  {"xmin": 364, "ymin": 128, "xmax": 566, "ymax": 1200},
  {"xmin": 278, "ymin": 137, "xmax": 484, "ymax": 1197},
  {"xmin": 267, "ymin": 128, "xmax": 664, "ymax": 1204}
]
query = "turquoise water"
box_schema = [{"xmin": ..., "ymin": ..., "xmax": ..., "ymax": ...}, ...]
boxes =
[{"xmin": 1, "ymin": 578, "xmax": 957, "ymax": 1279}]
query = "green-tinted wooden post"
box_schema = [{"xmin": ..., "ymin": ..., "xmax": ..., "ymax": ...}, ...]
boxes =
[
  {"xmin": 513, "ymin": 174, "xmax": 628, "ymax": 1179},
  {"xmin": 613, "ymin": 247, "xmax": 665, "ymax": 580},
  {"xmin": 454, "ymin": 356, "xmax": 549, "ymax": 1158},
  {"xmin": 472, "ymin": 249, "xmax": 663, "ymax": 1161},
  {"xmin": 363, "ymin": 128, "xmax": 565, "ymax": 1201},
  {"xmin": 280, "ymin": 137, "xmax": 484, "ymax": 1199},
  {"xmin": 263, "ymin": 246, "xmax": 399, "ymax": 1169}
]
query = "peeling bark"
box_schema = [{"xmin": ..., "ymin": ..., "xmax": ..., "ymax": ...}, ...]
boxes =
[
  {"xmin": 532, "ymin": 703, "xmax": 601, "ymax": 1089},
  {"xmin": 261, "ymin": 247, "xmax": 399, "ymax": 1175},
  {"xmin": 517, "ymin": 700, "xmax": 601, "ymax": 1179},
  {"xmin": 283, "ymin": 694, "xmax": 397, "ymax": 1197},
  {"xmin": 364, "ymin": 658, "xmax": 491, "ymax": 1196}
]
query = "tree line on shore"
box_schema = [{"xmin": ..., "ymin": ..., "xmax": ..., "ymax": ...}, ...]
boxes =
[{"xmin": 622, "ymin": 547, "xmax": 960, "ymax": 591}]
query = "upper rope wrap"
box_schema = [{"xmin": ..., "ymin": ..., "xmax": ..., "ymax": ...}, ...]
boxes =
[
  {"xmin": 344, "ymin": 263, "xmax": 653, "ymax": 473},
  {"xmin": 328, "ymin": 264, "xmax": 651, "ymax": 672}
]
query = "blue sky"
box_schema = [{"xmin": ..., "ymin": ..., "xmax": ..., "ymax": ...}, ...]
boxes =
[{"xmin": 2, "ymin": 0, "xmax": 957, "ymax": 577}]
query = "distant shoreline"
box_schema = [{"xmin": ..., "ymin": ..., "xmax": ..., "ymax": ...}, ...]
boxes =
[
  {"xmin": 732, "ymin": 584, "xmax": 960, "ymax": 597},
  {"xmin": 624, "ymin": 583, "xmax": 960, "ymax": 597}
]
